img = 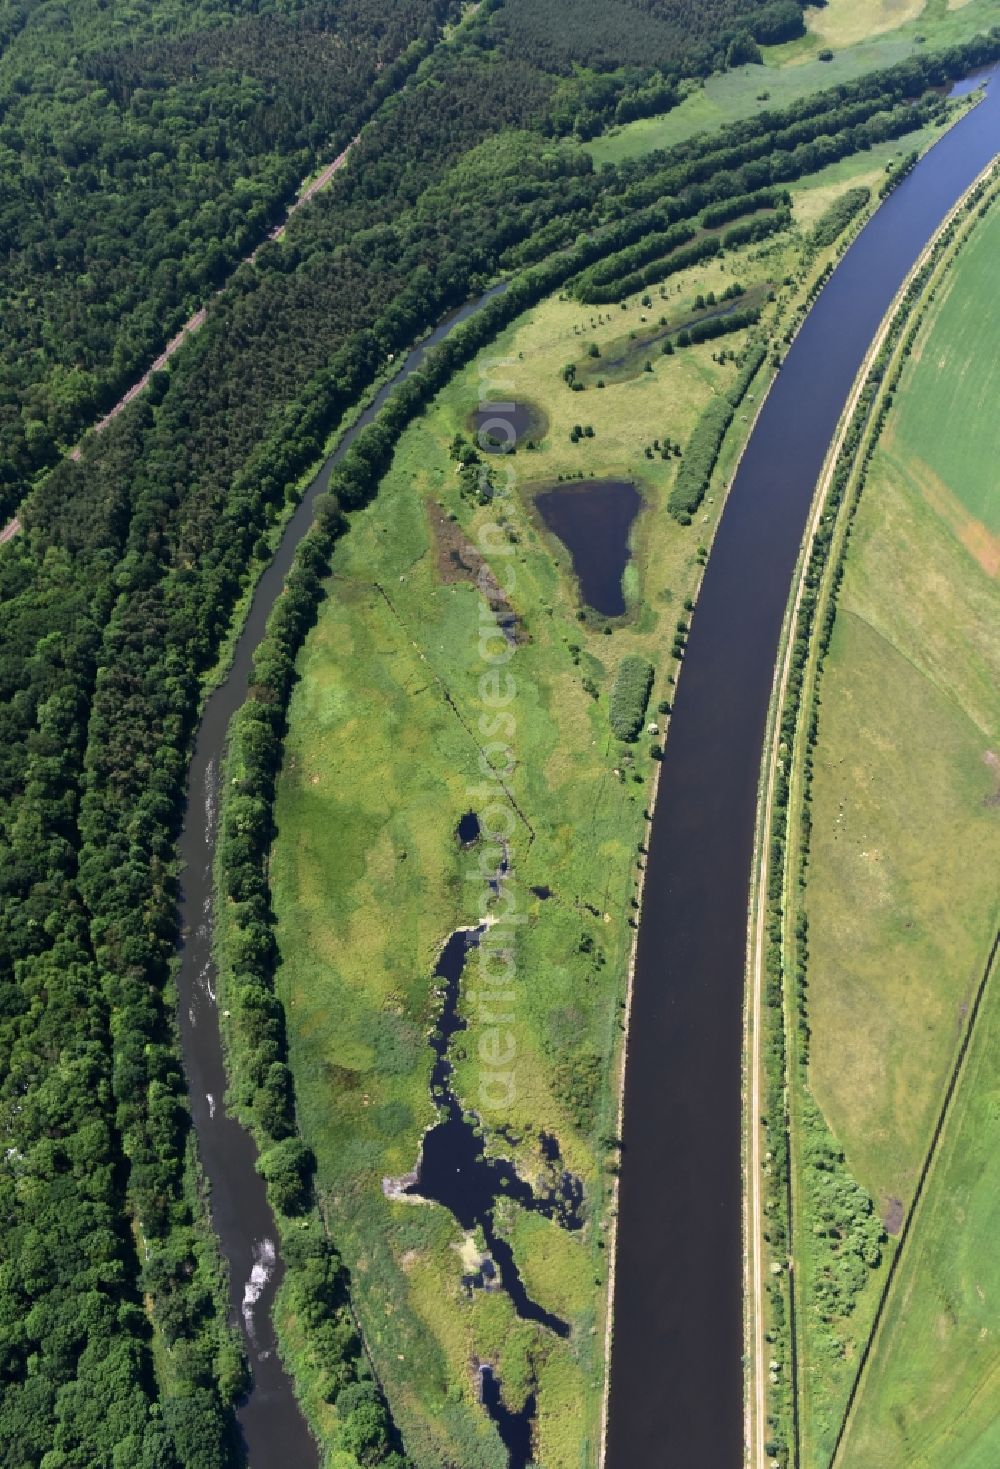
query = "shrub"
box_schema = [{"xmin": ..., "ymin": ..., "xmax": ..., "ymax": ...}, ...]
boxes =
[
  {"xmin": 610, "ymin": 656, "xmax": 654, "ymax": 741},
  {"xmin": 552, "ymin": 1047, "xmax": 603, "ymax": 1131},
  {"xmin": 669, "ymin": 342, "xmax": 767, "ymax": 518},
  {"xmin": 257, "ymin": 1138, "xmax": 315, "ymax": 1215},
  {"xmin": 810, "ymin": 186, "xmax": 870, "ymax": 249}
]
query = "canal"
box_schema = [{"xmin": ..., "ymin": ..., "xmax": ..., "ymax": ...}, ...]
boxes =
[
  {"xmin": 174, "ymin": 69, "xmax": 1000, "ymax": 1469},
  {"xmin": 605, "ymin": 72, "xmax": 1000, "ymax": 1468}
]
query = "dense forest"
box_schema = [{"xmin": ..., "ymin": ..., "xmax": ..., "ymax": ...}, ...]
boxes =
[
  {"xmin": 0, "ymin": 0, "xmax": 456, "ymax": 519},
  {"xmin": 488, "ymin": 0, "xmax": 808, "ymax": 76},
  {"xmin": 2, "ymin": 0, "xmax": 1000, "ymax": 1458}
]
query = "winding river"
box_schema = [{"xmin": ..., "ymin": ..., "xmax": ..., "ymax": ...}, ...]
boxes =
[
  {"xmin": 176, "ymin": 291, "xmax": 505, "ymax": 1465},
  {"xmin": 605, "ymin": 73, "xmax": 1000, "ymax": 1469},
  {"xmin": 173, "ymin": 72, "xmax": 1000, "ymax": 1469}
]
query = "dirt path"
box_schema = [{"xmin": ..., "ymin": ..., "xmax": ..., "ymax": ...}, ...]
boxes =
[
  {"xmin": 744, "ymin": 155, "xmax": 1000, "ymax": 1469},
  {"xmin": 0, "ymin": 140, "xmax": 357, "ymax": 544},
  {"xmin": 66, "ymin": 139, "xmax": 358, "ymax": 457}
]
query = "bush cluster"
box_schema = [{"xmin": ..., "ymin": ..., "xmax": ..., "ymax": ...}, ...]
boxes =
[
  {"xmin": 668, "ymin": 341, "xmax": 767, "ymax": 518},
  {"xmin": 610, "ymin": 656, "xmax": 655, "ymax": 741},
  {"xmin": 809, "ymin": 186, "xmax": 871, "ymax": 249}
]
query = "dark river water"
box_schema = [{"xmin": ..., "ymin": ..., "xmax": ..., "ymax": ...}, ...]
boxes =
[
  {"xmin": 175, "ymin": 288, "xmax": 504, "ymax": 1466},
  {"xmin": 535, "ymin": 479, "xmax": 642, "ymax": 616},
  {"xmin": 605, "ymin": 74, "xmax": 1000, "ymax": 1468}
]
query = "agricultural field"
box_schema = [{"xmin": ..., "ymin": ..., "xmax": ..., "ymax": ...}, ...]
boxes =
[
  {"xmin": 266, "ymin": 201, "xmax": 845, "ymax": 1465},
  {"xmin": 790, "ymin": 188, "xmax": 1000, "ymax": 1465},
  {"xmin": 837, "ymin": 937, "xmax": 1000, "ymax": 1468},
  {"xmin": 586, "ymin": 0, "xmax": 1000, "ymax": 166}
]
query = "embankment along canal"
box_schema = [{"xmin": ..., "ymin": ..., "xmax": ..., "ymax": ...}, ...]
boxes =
[{"xmin": 605, "ymin": 74, "xmax": 1000, "ymax": 1469}]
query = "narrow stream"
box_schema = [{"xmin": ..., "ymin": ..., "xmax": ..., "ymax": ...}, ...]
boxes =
[
  {"xmin": 175, "ymin": 288, "xmax": 505, "ymax": 1465},
  {"xmin": 605, "ymin": 74, "xmax": 1000, "ymax": 1467}
]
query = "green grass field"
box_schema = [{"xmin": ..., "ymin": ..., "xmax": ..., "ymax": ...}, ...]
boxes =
[
  {"xmin": 838, "ymin": 941, "xmax": 1000, "ymax": 1469},
  {"xmin": 888, "ymin": 208, "xmax": 1000, "ymax": 539},
  {"xmin": 268, "ymin": 216, "xmax": 829, "ymax": 1464},
  {"xmin": 794, "ymin": 192, "xmax": 1000, "ymax": 1467},
  {"xmin": 586, "ymin": 0, "xmax": 1000, "ymax": 167}
]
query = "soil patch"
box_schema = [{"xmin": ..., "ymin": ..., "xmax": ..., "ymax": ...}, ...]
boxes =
[
  {"xmin": 882, "ymin": 1196, "xmax": 905, "ymax": 1235},
  {"xmin": 429, "ymin": 504, "xmax": 525, "ymax": 642}
]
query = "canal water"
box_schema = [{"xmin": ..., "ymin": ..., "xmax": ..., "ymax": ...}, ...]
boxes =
[
  {"xmin": 605, "ymin": 74, "xmax": 1000, "ymax": 1468},
  {"xmin": 174, "ymin": 66, "xmax": 1000, "ymax": 1469}
]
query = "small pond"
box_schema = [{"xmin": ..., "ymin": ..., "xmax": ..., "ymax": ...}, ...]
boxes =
[
  {"xmin": 480, "ymin": 1364, "xmax": 536, "ymax": 1469},
  {"xmin": 390, "ymin": 924, "xmax": 583, "ymax": 1464},
  {"xmin": 534, "ymin": 479, "xmax": 641, "ymax": 617},
  {"xmin": 456, "ymin": 810, "xmax": 481, "ymax": 845},
  {"xmin": 471, "ymin": 400, "xmax": 547, "ymax": 452}
]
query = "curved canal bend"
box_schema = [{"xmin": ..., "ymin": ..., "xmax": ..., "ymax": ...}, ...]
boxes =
[
  {"xmin": 175, "ymin": 290, "xmax": 504, "ymax": 1465},
  {"xmin": 605, "ymin": 75, "xmax": 1000, "ymax": 1469}
]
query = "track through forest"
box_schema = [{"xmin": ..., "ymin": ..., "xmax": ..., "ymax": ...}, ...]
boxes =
[
  {"xmin": 0, "ymin": 139, "xmax": 357, "ymax": 543},
  {"xmin": 75, "ymin": 139, "xmax": 358, "ymax": 450}
]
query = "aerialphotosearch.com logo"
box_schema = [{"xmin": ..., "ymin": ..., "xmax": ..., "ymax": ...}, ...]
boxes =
[{"xmin": 466, "ymin": 355, "xmax": 524, "ymax": 1117}]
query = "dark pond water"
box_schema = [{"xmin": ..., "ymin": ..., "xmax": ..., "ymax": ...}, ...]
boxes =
[
  {"xmin": 400, "ymin": 924, "xmax": 584, "ymax": 1466},
  {"xmin": 457, "ymin": 809, "xmax": 481, "ymax": 844},
  {"xmin": 535, "ymin": 479, "xmax": 641, "ymax": 616},
  {"xmin": 405, "ymin": 928, "xmax": 582, "ymax": 1332},
  {"xmin": 480, "ymin": 1365, "xmax": 536, "ymax": 1468},
  {"xmin": 606, "ymin": 73, "xmax": 1000, "ymax": 1468},
  {"xmin": 175, "ymin": 286, "xmax": 506, "ymax": 1466},
  {"xmin": 472, "ymin": 400, "xmax": 546, "ymax": 451}
]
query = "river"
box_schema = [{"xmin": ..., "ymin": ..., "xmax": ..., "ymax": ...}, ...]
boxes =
[
  {"xmin": 175, "ymin": 289, "xmax": 504, "ymax": 1466},
  {"xmin": 604, "ymin": 73, "xmax": 1000, "ymax": 1468}
]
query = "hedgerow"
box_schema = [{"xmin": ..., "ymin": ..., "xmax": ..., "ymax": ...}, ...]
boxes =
[
  {"xmin": 610, "ymin": 656, "xmax": 655, "ymax": 740},
  {"xmin": 668, "ymin": 341, "xmax": 767, "ymax": 519}
]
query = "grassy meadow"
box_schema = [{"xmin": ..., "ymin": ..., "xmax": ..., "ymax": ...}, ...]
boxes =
[
  {"xmin": 792, "ymin": 192, "xmax": 1000, "ymax": 1465},
  {"xmin": 266, "ymin": 210, "xmax": 837, "ymax": 1464},
  {"xmin": 585, "ymin": 0, "xmax": 1000, "ymax": 167}
]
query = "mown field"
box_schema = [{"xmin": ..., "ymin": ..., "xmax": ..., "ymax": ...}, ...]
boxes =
[
  {"xmin": 267, "ymin": 205, "xmax": 836, "ymax": 1465},
  {"xmin": 793, "ymin": 190, "xmax": 1000, "ymax": 1465},
  {"xmin": 586, "ymin": 0, "xmax": 1000, "ymax": 165}
]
